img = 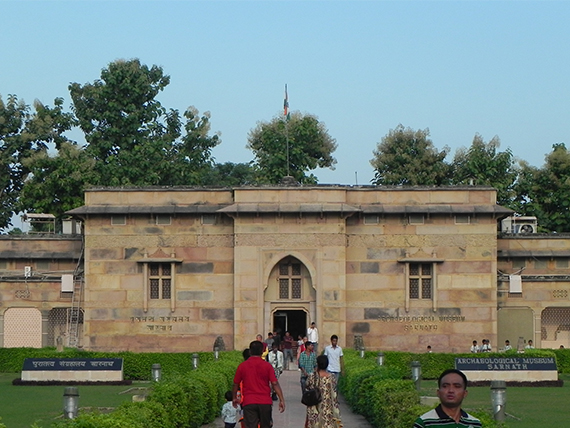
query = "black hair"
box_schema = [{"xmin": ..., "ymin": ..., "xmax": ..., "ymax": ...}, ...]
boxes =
[
  {"xmin": 225, "ymin": 391, "xmax": 233, "ymax": 401},
  {"xmin": 331, "ymin": 334, "xmax": 338, "ymax": 341},
  {"xmin": 242, "ymin": 348, "xmax": 250, "ymax": 361},
  {"xmin": 438, "ymin": 369, "xmax": 468, "ymax": 389},
  {"xmin": 316, "ymin": 354, "xmax": 329, "ymax": 370},
  {"xmin": 249, "ymin": 340, "xmax": 263, "ymax": 356}
]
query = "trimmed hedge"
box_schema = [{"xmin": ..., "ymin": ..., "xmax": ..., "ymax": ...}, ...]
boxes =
[
  {"xmin": 51, "ymin": 356, "xmax": 241, "ymax": 428},
  {"xmin": 0, "ymin": 347, "xmax": 240, "ymax": 380},
  {"xmin": 341, "ymin": 349, "xmax": 508, "ymax": 428}
]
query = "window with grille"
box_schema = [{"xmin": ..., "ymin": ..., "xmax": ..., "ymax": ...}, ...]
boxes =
[
  {"xmin": 409, "ymin": 263, "xmax": 432, "ymax": 299},
  {"xmin": 149, "ymin": 263, "xmax": 172, "ymax": 300},
  {"xmin": 278, "ymin": 262, "xmax": 302, "ymax": 299}
]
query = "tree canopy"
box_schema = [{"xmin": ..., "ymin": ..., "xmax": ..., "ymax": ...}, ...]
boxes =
[
  {"xmin": 514, "ymin": 143, "xmax": 570, "ymax": 232},
  {"xmin": 69, "ymin": 59, "xmax": 216, "ymax": 187},
  {"xmin": 247, "ymin": 112, "xmax": 337, "ymax": 184},
  {"xmin": 0, "ymin": 95, "xmax": 75, "ymax": 229},
  {"xmin": 370, "ymin": 125, "xmax": 450, "ymax": 186},
  {"xmin": 450, "ymin": 134, "xmax": 518, "ymax": 206}
]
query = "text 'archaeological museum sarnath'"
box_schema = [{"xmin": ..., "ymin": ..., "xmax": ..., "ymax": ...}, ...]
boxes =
[{"xmin": 2, "ymin": 185, "xmax": 570, "ymax": 353}]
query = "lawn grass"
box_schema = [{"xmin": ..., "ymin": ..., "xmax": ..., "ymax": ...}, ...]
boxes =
[
  {"xmin": 418, "ymin": 374, "xmax": 570, "ymax": 428},
  {"xmin": 0, "ymin": 373, "xmax": 150, "ymax": 428}
]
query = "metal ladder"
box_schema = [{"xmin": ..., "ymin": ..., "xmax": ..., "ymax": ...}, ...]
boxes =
[
  {"xmin": 67, "ymin": 235, "xmax": 85, "ymax": 348},
  {"xmin": 67, "ymin": 276, "xmax": 83, "ymax": 347}
]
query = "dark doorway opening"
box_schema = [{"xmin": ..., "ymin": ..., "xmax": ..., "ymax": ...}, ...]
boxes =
[{"xmin": 273, "ymin": 310, "xmax": 307, "ymax": 342}]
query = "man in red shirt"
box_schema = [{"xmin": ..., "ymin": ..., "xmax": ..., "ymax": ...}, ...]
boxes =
[{"xmin": 233, "ymin": 340, "xmax": 285, "ymax": 428}]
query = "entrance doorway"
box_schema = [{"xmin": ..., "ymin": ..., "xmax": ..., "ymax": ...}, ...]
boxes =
[{"xmin": 273, "ymin": 310, "xmax": 307, "ymax": 341}]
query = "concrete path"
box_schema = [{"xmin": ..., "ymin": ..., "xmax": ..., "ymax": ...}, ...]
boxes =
[{"xmin": 203, "ymin": 367, "xmax": 373, "ymax": 427}]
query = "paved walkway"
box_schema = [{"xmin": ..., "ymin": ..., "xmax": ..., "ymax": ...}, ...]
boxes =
[{"xmin": 203, "ymin": 367, "xmax": 373, "ymax": 427}]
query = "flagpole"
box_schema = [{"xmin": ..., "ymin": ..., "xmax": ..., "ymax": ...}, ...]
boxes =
[{"xmin": 284, "ymin": 84, "xmax": 290, "ymax": 177}]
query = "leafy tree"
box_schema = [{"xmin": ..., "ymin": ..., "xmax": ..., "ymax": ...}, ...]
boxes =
[
  {"xmin": 69, "ymin": 59, "xmax": 219, "ymax": 187},
  {"xmin": 0, "ymin": 95, "xmax": 74, "ymax": 230},
  {"xmin": 201, "ymin": 162, "xmax": 257, "ymax": 186},
  {"xmin": 0, "ymin": 94, "xmax": 30, "ymax": 229},
  {"xmin": 247, "ymin": 111, "xmax": 337, "ymax": 184},
  {"xmin": 370, "ymin": 125, "xmax": 450, "ymax": 186},
  {"xmin": 70, "ymin": 59, "xmax": 179, "ymax": 186},
  {"xmin": 451, "ymin": 134, "xmax": 518, "ymax": 206},
  {"xmin": 515, "ymin": 143, "xmax": 570, "ymax": 232},
  {"xmin": 19, "ymin": 142, "xmax": 96, "ymax": 218},
  {"xmin": 161, "ymin": 107, "xmax": 221, "ymax": 185}
]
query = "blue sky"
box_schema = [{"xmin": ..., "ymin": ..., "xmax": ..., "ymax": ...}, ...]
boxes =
[{"xmin": 1, "ymin": 0, "xmax": 569, "ymax": 186}]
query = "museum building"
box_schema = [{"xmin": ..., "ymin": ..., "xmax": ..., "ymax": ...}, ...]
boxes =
[{"xmin": 1, "ymin": 185, "xmax": 570, "ymax": 353}]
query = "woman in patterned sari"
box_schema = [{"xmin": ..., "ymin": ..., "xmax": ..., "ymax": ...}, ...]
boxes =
[{"xmin": 305, "ymin": 355, "xmax": 342, "ymax": 428}]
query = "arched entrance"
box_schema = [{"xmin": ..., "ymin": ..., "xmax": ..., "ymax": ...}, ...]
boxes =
[{"xmin": 265, "ymin": 255, "xmax": 315, "ymax": 340}]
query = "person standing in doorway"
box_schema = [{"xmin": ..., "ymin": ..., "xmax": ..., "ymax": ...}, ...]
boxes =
[
  {"xmin": 233, "ymin": 341, "xmax": 285, "ymax": 428},
  {"xmin": 282, "ymin": 331, "xmax": 294, "ymax": 369},
  {"xmin": 323, "ymin": 334, "xmax": 344, "ymax": 388},
  {"xmin": 299, "ymin": 341, "xmax": 317, "ymax": 394},
  {"xmin": 307, "ymin": 322, "xmax": 319, "ymax": 354}
]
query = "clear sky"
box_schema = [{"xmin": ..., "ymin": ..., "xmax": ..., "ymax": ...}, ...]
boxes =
[{"xmin": 1, "ymin": 0, "xmax": 569, "ymax": 186}]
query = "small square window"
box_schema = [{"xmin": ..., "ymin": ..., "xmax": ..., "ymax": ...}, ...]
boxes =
[
  {"xmin": 201, "ymin": 214, "xmax": 216, "ymax": 225},
  {"xmin": 512, "ymin": 259, "xmax": 526, "ymax": 269},
  {"xmin": 36, "ymin": 260, "xmax": 50, "ymax": 270},
  {"xmin": 534, "ymin": 259, "xmax": 548, "ymax": 269},
  {"xmin": 0, "ymin": 260, "xmax": 7, "ymax": 270},
  {"xmin": 363, "ymin": 215, "xmax": 379, "ymax": 225},
  {"xmin": 556, "ymin": 258, "xmax": 569, "ymax": 269},
  {"xmin": 111, "ymin": 215, "xmax": 126, "ymax": 225},
  {"xmin": 455, "ymin": 215, "xmax": 470, "ymax": 224},
  {"xmin": 409, "ymin": 214, "xmax": 424, "ymax": 224},
  {"xmin": 156, "ymin": 215, "xmax": 171, "ymax": 225}
]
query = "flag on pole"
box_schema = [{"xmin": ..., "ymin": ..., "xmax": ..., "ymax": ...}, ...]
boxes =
[{"xmin": 283, "ymin": 84, "xmax": 289, "ymax": 119}]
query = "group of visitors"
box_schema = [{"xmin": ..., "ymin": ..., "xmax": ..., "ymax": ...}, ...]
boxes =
[
  {"xmin": 470, "ymin": 339, "xmax": 492, "ymax": 353},
  {"xmin": 226, "ymin": 322, "xmax": 344, "ymax": 428},
  {"xmin": 225, "ymin": 323, "xmax": 485, "ymax": 428},
  {"xmin": 471, "ymin": 338, "xmax": 537, "ymax": 353}
]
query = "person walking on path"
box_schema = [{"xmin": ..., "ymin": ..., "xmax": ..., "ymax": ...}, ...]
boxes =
[
  {"xmin": 299, "ymin": 341, "xmax": 317, "ymax": 394},
  {"xmin": 221, "ymin": 391, "xmax": 241, "ymax": 428},
  {"xmin": 233, "ymin": 340, "xmax": 285, "ymax": 428},
  {"xmin": 413, "ymin": 369, "xmax": 481, "ymax": 428},
  {"xmin": 297, "ymin": 335, "xmax": 308, "ymax": 366},
  {"xmin": 305, "ymin": 355, "xmax": 342, "ymax": 428},
  {"xmin": 323, "ymin": 335, "xmax": 344, "ymax": 388},
  {"xmin": 307, "ymin": 322, "xmax": 319, "ymax": 353},
  {"xmin": 266, "ymin": 342, "xmax": 284, "ymax": 401}
]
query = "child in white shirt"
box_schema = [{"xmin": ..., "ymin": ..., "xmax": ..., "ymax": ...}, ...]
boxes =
[{"xmin": 221, "ymin": 390, "xmax": 241, "ymax": 428}]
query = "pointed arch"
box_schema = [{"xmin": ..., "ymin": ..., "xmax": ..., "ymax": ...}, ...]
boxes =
[{"xmin": 262, "ymin": 251, "xmax": 317, "ymax": 291}]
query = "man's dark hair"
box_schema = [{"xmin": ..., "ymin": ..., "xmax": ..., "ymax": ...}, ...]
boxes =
[
  {"xmin": 242, "ymin": 348, "xmax": 250, "ymax": 361},
  {"xmin": 305, "ymin": 341, "xmax": 313, "ymax": 347},
  {"xmin": 249, "ymin": 340, "xmax": 263, "ymax": 356},
  {"xmin": 317, "ymin": 355, "xmax": 329, "ymax": 370},
  {"xmin": 438, "ymin": 369, "xmax": 468, "ymax": 389},
  {"xmin": 331, "ymin": 334, "xmax": 338, "ymax": 341},
  {"xmin": 225, "ymin": 390, "xmax": 233, "ymax": 401}
]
